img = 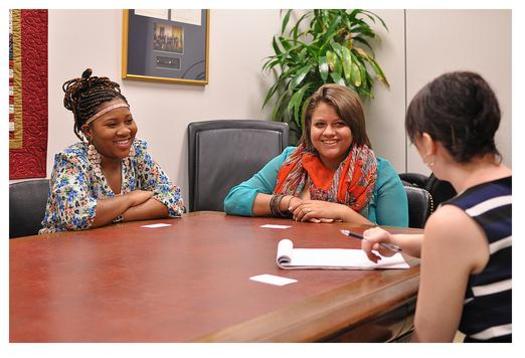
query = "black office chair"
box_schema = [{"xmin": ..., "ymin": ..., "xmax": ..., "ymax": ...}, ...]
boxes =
[
  {"xmin": 188, "ymin": 120, "xmax": 289, "ymax": 212},
  {"xmin": 425, "ymin": 174, "xmax": 457, "ymax": 207},
  {"xmin": 400, "ymin": 172, "xmax": 456, "ymax": 208},
  {"xmin": 9, "ymin": 179, "xmax": 50, "ymax": 238},
  {"xmin": 399, "ymin": 172, "xmax": 428, "ymax": 189},
  {"xmin": 404, "ymin": 185, "xmax": 433, "ymax": 229}
]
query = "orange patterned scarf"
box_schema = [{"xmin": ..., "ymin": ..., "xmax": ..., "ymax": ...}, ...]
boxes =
[{"xmin": 274, "ymin": 144, "xmax": 377, "ymax": 212}]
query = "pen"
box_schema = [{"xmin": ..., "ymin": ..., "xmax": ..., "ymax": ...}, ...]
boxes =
[{"xmin": 340, "ymin": 229, "xmax": 402, "ymax": 253}]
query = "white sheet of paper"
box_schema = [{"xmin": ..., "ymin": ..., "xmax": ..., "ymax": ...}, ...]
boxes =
[
  {"xmin": 141, "ymin": 223, "xmax": 172, "ymax": 228},
  {"xmin": 276, "ymin": 239, "xmax": 409, "ymax": 270},
  {"xmin": 249, "ymin": 274, "xmax": 297, "ymax": 286},
  {"xmin": 289, "ymin": 248, "xmax": 408, "ymax": 269},
  {"xmin": 260, "ymin": 224, "xmax": 291, "ymax": 229}
]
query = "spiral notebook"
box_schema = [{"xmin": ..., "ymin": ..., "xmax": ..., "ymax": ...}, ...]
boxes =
[{"xmin": 275, "ymin": 239, "xmax": 409, "ymax": 270}]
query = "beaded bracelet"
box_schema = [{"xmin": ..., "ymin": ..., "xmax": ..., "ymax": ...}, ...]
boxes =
[
  {"xmin": 270, "ymin": 194, "xmax": 285, "ymax": 218},
  {"xmin": 270, "ymin": 194, "xmax": 293, "ymax": 218}
]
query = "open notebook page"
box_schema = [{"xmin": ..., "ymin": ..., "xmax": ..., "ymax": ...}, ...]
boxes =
[{"xmin": 276, "ymin": 239, "xmax": 409, "ymax": 270}]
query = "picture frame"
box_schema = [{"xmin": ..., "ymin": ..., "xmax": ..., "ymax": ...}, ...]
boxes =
[{"xmin": 122, "ymin": 9, "xmax": 209, "ymax": 85}]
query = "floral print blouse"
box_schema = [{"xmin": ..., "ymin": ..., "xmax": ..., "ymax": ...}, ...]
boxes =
[{"xmin": 40, "ymin": 139, "xmax": 184, "ymax": 234}]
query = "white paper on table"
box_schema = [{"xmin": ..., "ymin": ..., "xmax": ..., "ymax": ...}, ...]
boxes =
[
  {"xmin": 141, "ymin": 223, "xmax": 172, "ymax": 228},
  {"xmin": 276, "ymin": 239, "xmax": 409, "ymax": 270},
  {"xmin": 260, "ymin": 224, "xmax": 291, "ymax": 229},
  {"xmin": 249, "ymin": 274, "xmax": 297, "ymax": 286}
]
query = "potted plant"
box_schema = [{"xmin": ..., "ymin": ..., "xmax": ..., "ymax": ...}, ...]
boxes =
[{"xmin": 263, "ymin": 9, "xmax": 390, "ymax": 143}]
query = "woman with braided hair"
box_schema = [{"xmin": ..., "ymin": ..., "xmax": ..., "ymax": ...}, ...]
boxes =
[{"xmin": 40, "ymin": 69, "xmax": 184, "ymax": 233}]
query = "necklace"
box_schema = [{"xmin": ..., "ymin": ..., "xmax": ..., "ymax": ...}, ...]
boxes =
[{"xmin": 87, "ymin": 141, "xmax": 136, "ymax": 194}]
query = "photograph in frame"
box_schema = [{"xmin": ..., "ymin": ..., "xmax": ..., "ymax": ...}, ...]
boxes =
[{"xmin": 122, "ymin": 9, "xmax": 209, "ymax": 85}]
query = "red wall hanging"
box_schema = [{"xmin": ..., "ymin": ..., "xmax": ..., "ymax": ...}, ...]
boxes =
[{"xmin": 9, "ymin": 9, "xmax": 48, "ymax": 179}]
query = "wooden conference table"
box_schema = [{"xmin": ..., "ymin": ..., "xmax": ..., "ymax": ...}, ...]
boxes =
[{"xmin": 10, "ymin": 211, "xmax": 421, "ymax": 342}]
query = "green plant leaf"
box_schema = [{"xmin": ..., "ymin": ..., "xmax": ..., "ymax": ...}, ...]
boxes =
[
  {"xmin": 361, "ymin": 10, "xmax": 389, "ymax": 31},
  {"xmin": 320, "ymin": 15, "xmax": 342, "ymax": 45},
  {"xmin": 281, "ymin": 9, "xmax": 292, "ymax": 34},
  {"xmin": 341, "ymin": 46, "xmax": 353, "ymax": 83},
  {"xmin": 262, "ymin": 56, "xmax": 281, "ymax": 72},
  {"xmin": 272, "ymin": 36, "xmax": 282, "ymax": 57},
  {"xmin": 272, "ymin": 90, "xmax": 291, "ymax": 121},
  {"xmin": 326, "ymin": 50, "xmax": 336, "ymax": 71},
  {"xmin": 278, "ymin": 36, "xmax": 292, "ymax": 51},
  {"xmin": 351, "ymin": 25, "xmax": 375, "ymax": 38},
  {"xmin": 358, "ymin": 61, "xmax": 368, "ymax": 89},
  {"xmin": 290, "ymin": 11, "xmax": 310, "ymax": 39},
  {"xmin": 353, "ymin": 36, "xmax": 374, "ymax": 54},
  {"xmin": 263, "ymin": 9, "xmax": 389, "ymax": 135},
  {"xmin": 262, "ymin": 80, "xmax": 281, "ymax": 108},
  {"xmin": 287, "ymin": 83, "xmax": 311, "ymax": 126},
  {"xmin": 347, "ymin": 9, "xmax": 361, "ymax": 20},
  {"xmin": 330, "ymin": 41, "xmax": 344, "ymax": 58},
  {"xmin": 290, "ymin": 64, "xmax": 312, "ymax": 89},
  {"xmin": 330, "ymin": 71, "xmax": 346, "ymax": 86},
  {"xmin": 367, "ymin": 56, "xmax": 390, "ymax": 86},
  {"xmin": 319, "ymin": 56, "xmax": 329, "ymax": 82},
  {"xmin": 332, "ymin": 52, "xmax": 343, "ymax": 78},
  {"xmin": 351, "ymin": 62, "xmax": 362, "ymax": 87}
]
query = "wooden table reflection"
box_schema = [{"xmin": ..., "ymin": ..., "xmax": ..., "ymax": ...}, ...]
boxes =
[{"xmin": 10, "ymin": 212, "xmax": 421, "ymax": 342}]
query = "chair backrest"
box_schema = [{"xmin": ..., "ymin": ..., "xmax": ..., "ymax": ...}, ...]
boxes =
[
  {"xmin": 404, "ymin": 185, "xmax": 433, "ymax": 229},
  {"xmin": 9, "ymin": 179, "xmax": 50, "ymax": 238},
  {"xmin": 425, "ymin": 174, "xmax": 457, "ymax": 208},
  {"xmin": 399, "ymin": 172, "xmax": 428, "ymax": 189},
  {"xmin": 188, "ymin": 120, "xmax": 289, "ymax": 212},
  {"xmin": 400, "ymin": 172, "xmax": 457, "ymax": 209}
]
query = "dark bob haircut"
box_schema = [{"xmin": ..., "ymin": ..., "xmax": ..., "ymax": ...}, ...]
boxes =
[{"xmin": 405, "ymin": 71, "xmax": 501, "ymax": 163}]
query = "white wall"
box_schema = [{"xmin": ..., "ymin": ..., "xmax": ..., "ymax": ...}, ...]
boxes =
[
  {"xmin": 44, "ymin": 9, "xmax": 512, "ymax": 203},
  {"xmin": 405, "ymin": 9, "xmax": 512, "ymax": 174},
  {"xmin": 362, "ymin": 10, "xmax": 406, "ymax": 171},
  {"xmin": 48, "ymin": 10, "xmax": 280, "ymax": 201}
]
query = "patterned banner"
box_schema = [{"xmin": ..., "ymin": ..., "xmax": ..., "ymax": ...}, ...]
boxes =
[
  {"xmin": 9, "ymin": 10, "xmax": 48, "ymax": 179},
  {"xmin": 9, "ymin": 10, "xmax": 22, "ymax": 148}
]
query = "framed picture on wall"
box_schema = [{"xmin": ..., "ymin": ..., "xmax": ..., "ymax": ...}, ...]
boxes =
[{"xmin": 122, "ymin": 9, "xmax": 209, "ymax": 85}]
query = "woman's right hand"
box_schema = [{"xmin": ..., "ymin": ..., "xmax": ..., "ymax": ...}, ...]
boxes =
[
  {"xmin": 127, "ymin": 190, "xmax": 154, "ymax": 207},
  {"xmin": 285, "ymin": 196, "xmax": 333, "ymax": 222},
  {"xmin": 362, "ymin": 227, "xmax": 396, "ymax": 263}
]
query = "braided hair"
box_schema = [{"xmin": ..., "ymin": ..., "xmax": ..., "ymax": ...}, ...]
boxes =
[{"xmin": 62, "ymin": 68, "xmax": 129, "ymax": 141}]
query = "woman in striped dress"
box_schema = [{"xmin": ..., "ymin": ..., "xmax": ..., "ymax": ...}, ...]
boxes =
[{"xmin": 361, "ymin": 71, "xmax": 511, "ymax": 342}]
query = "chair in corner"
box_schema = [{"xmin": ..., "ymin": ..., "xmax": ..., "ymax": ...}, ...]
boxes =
[
  {"xmin": 399, "ymin": 172, "xmax": 428, "ymax": 189},
  {"xmin": 9, "ymin": 179, "xmax": 50, "ymax": 238},
  {"xmin": 400, "ymin": 172, "xmax": 457, "ymax": 208},
  {"xmin": 425, "ymin": 174, "xmax": 457, "ymax": 208},
  {"xmin": 187, "ymin": 120, "xmax": 289, "ymax": 212},
  {"xmin": 403, "ymin": 185, "xmax": 433, "ymax": 229}
]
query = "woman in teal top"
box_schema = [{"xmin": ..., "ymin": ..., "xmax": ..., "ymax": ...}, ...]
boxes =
[{"xmin": 224, "ymin": 84, "xmax": 408, "ymax": 227}]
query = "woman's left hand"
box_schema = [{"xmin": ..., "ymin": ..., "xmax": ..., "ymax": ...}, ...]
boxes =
[{"xmin": 289, "ymin": 200, "xmax": 345, "ymax": 223}]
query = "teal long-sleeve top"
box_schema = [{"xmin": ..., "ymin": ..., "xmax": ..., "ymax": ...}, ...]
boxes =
[{"xmin": 224, "ymin": 146, "xmax": 408, "ymax": 227}]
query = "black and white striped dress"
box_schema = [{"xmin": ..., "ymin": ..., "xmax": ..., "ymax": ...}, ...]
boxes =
[{"xmin": 444, "ymin": 176, "xmax": 511, "ymax": 342}]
